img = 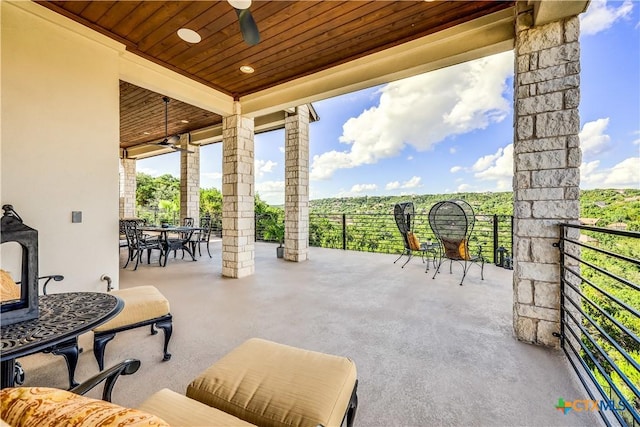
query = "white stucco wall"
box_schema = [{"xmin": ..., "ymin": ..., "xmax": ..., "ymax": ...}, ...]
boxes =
[{"xmin": 1, "ymin": 2, "xmax": 121, "ymax": 291}]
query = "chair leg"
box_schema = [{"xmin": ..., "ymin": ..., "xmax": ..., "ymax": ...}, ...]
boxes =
[
  {"xmin": 206, "ymin": 241, "xmax": 212, "ymax": 258},
  {"xmin": 93, "ymin": 332, "xmax": 116, "ymax": 371},
  {"xmin": 133, "ymin": 250, "xmax": 142, "ymax": 271},
  {"xmin": 48, "ymin": 338, "xmax": 80, "ymax": 389},
  {"xmin": 401, "ymin": 252, "xmax": 413, "ymax": 268},
  {"xmin": 123, "ymin": 248, "xmax": 132, "ymax": 268},
  {"xmin": 154, "ymin": 318, "xmax": 173, "ymax": 361}
]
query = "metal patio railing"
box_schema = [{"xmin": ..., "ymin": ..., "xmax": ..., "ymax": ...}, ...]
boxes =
[
  {"xmin": 255, "ymin": 212, "xmax": 513, "ymax": 265},
  {"xmin": 557, "ymin": 223, "xmax": 639, "ymax": 427}
]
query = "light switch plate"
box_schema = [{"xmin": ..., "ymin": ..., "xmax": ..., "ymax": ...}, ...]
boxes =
[{"xmin": 72, "ymin": 211, "xmax": 82, "ymax": 223}]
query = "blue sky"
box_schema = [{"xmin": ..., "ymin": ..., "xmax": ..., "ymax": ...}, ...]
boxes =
[{"xmin": 138, "ymin": 0, "xmax": 640, "ymax": 205}]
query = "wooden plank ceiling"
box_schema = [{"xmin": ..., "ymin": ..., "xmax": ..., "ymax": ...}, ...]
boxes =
[{"xmin": 36, "ymin": 1, "xmax": 514, "ymax": 149}]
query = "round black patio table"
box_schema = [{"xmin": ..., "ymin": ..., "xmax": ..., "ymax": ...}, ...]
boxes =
[{"xmin": 1, "ymin": 292, "xmax": 123, "ymax": 388}]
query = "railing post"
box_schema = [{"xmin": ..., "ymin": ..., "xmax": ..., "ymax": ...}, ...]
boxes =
[
  {"xmin": 493, "ymin": 214, "xmax": 499, "ymax": 265},
  {"xmin": 342, "ymin": 214, "xmax": 346, "ymax": 250}
]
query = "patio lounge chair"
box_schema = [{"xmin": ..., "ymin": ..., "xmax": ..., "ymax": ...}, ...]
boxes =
[{"xmin": 428, "ymin": 199, "xmax": 485, "ymax": 285}]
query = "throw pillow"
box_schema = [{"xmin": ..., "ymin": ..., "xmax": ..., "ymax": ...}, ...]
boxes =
[
  {"xmin": 0, "ymin": 387, "xmax": 170, "ymax": 427},
  {"xmin": 407, "ymin": 232, "xmax": 421, "ymax": 251}
]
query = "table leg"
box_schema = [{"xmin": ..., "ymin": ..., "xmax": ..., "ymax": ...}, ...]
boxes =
[{"xmin": 1, "ymin": 359, "xmax": 16, "ymax": 388}]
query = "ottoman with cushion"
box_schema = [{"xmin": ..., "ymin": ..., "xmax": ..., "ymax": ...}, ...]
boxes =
[
  {"xmin": 92, "ymin": 286, "xmax": 172, "ymax": 370},
  {"xmin": 186, "ymin": 338, "xmax": 358, "ymax": 427}
]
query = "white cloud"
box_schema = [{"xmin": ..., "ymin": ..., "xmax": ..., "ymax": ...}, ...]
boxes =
[
  {"xmin": 449, "ymin": 147, "xmax": 457, "ymax": 154},
  {"xmin": 580, "ymin": 0, "xmax": 633, "ymax": 36},
  {"xmin": 581, "ymin": 157, "xmax": 640, "ymax": 188},
  {"xmin": 386, "ymin": 181, "xmax": 400, "ymax": 190},
  {"xmin": 255, "ymin": 159, "xmax": 277, "ymax": 178},
  {"xmin": 407, "ymin": 155, "xmax": 414, "ymax": 161},
  {"xmin": 278, "ymin": 146, "xmax": 285, "ymax": 153},
  {"xmin": 473, "ymin": 144, "xmax": 514, "ymax": 190},
  {"xmin": 310, "ymin": 51, "xmax": 513, "ymax": 180},
  {"xmin": 457, "ymin": 183, "xmax": 472, "ymax": 192},
  {"xmin": 385, "ymin": 176, "xmax": 422, "ymax": 190},
  {"xmin": 256, "ymin": 180, "xmax": 285, "ymax": 205},
  {"xmin": 350, "ymin": 183, "xmax": 378, "ymax": 193},
  {"xmin": 450, "ymin": 166, "xmax": 463, "ymax": 173},
  {"xmin": 579, "ymin": 118, "xmax": 611, "ymax": 158}
]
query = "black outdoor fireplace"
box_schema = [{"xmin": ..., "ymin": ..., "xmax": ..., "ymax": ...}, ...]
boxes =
[{"xmin": 1, "ymin": 205, "xmax": 39, "ymax": 325}]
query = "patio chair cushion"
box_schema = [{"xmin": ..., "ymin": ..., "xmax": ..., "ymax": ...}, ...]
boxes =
[
  {"xmin": 93, "ymin": 285, "xmax": 169, "ymax": 332},
  {"xmin": 138, "ymin": 388, "xmax": 254, "ymax": 427},
  {"xmin": 0, "ymin": 387, "xmax": 169, "ymax": 427},
  {"xmin": 441, "ymin": 237, "xmax": 469, "ymax": 260},
  {"xmin": 186, "ymin": 338, "xmax": 357, "ymax": 427},
  {"xmin": 407, "ymin": 232, "xmax": 421, "ymax": 251}
]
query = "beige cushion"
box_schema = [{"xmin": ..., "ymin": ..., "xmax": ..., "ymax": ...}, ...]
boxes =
[
  {"xmin": 187, "ymin": 338, "xmax": 357, "ymax": 427},
  {"xmin": 94, "ymin": 286, "xmax": 170, "ymax": 332},
  {"xmin": 0, "ymin": 387, "xmax": 169, "ymax": 427},
  {"xmin": 138, "ymin": 388, "xmax": 254, "ymax": 427}
]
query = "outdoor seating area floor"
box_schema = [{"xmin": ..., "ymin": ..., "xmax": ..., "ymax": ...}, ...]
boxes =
[{"xmin": 17, "ymin": 242, "xmax": 598, "ymax": 426}]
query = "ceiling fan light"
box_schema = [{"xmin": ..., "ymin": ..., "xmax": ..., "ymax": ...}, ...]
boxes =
[
  {"xmin": 240, "ymin": 65, "xmax": 255, "ymax": 74},
  {"xmin": 177, "ymin": 28, "xmax": 201, "ymax": 43},
  {"xmin": 228, "ymin": 0, "xmax": 251, "ymax": 10}
]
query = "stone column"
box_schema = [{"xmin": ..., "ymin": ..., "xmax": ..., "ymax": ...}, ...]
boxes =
[
  {"xmin": 512, "ymin": 9, "xmax": 582, "ymax": 348},
  {"xmin": 222, "ymin": 102, "xmax": 255, "ymax": 278},
  {"xmin": 284, "ymin": 105, "xmax": 310, "ymax": 262},
  {"xmin": 119, "ymin": 158, "xmax": 136, "ymax": 218},
  {"xmin": 180, "ymin": 134, "xmax": 200, "ymax": 223}
]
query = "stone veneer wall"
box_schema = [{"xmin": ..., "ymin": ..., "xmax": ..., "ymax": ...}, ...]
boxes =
[
  {"xmin": 222, "ymin": 104, "xmax": 255, "ymax": 278},
  {"xmin": 180, "ymin": 134, "xmax": 200, "ymax": 223},
  {"xmin": 512, "ymin": 8, "xmax": 582, "ymax": 348},
  {"xmin": 119, "ymin": 158, "xmax": 136, "ymax": 218},
  {"xmin": 284, "ymin": 105, "xmax": 310, "ymax": 262}
]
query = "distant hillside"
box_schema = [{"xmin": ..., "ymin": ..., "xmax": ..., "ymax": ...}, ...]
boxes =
[{"xmin": 309, "ymin": 189, "xmax": 640, "ymax": 230}]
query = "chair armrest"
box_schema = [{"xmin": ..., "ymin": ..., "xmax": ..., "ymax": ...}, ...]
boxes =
[
  {"xmin": 70, "ymin": 359, "xmax": 141, "ymax": 402},
  {"xmin": 41, "ymin": 275, "xmax": 64, "ymax": 295},
  {"xmin": 15, "ymin": 275, "xmax": 64, "ymax": 295}
]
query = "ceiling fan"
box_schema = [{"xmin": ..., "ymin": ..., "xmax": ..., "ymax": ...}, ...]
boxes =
[
  {"xmin": 228, "ymin": 0, "xmax": 260, "ymax": 46},
  {"xmin": 147, "ymin": 96, "xmax": 193, "ymax": 153}
]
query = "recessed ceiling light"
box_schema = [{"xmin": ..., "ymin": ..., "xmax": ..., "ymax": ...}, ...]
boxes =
[
  {"xmin": 181, "ymin": 119, "xmax": 189, "ymax": 124},
  {"xmin": 143, "ymin": 131, "xmax": 151, "ymax": 135},
  {"xmin": 177, "ymin": 28, "xmax": 201, "ymax": 44},
  {"xmin": 240, "ymin": 65, "xmax": 255, "ymax": 74}
]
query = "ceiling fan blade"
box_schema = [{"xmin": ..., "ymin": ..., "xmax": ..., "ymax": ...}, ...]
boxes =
[
  {"xmin": 170, "ymin": 145, "xmax": 194, "ymax": 154},
  {"xmin": 235, "ymin": 8, "xmax": 260, "ymax": 46}
]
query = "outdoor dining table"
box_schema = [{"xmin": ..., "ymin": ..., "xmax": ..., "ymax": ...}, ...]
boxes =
[
  {"xmin": 139, "ymin": 225, "xmax": 200, "ymax": 266},
  {"xmin": 0, "ymin": 292, "xmax": 123, "ymax": 388}
]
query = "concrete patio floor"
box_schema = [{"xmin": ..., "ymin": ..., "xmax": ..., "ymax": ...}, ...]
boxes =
[{"xmin": 19, "ymin": 242, "xmax": 600, "ymax": 426}]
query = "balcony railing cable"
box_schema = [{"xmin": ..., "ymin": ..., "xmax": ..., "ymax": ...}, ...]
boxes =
[{"xmin": 556, "ymin": 223, "xmax": 639, "ymax": 427}]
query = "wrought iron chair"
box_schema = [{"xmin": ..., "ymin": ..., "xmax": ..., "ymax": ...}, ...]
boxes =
[
  {"xmin": 122, "ymin": 220, "xmax": 163, "ymax": 270},
  {"xmin": 191, "ymin": 214, "xmax": 213, "ymax": 258},
  {"xmin": 393, "ymin": 202, "xmax": 427, "ymax": 268},
  {"xmin": 428, "ymin": 199, "xmax": 485, "ymax": 285}
]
